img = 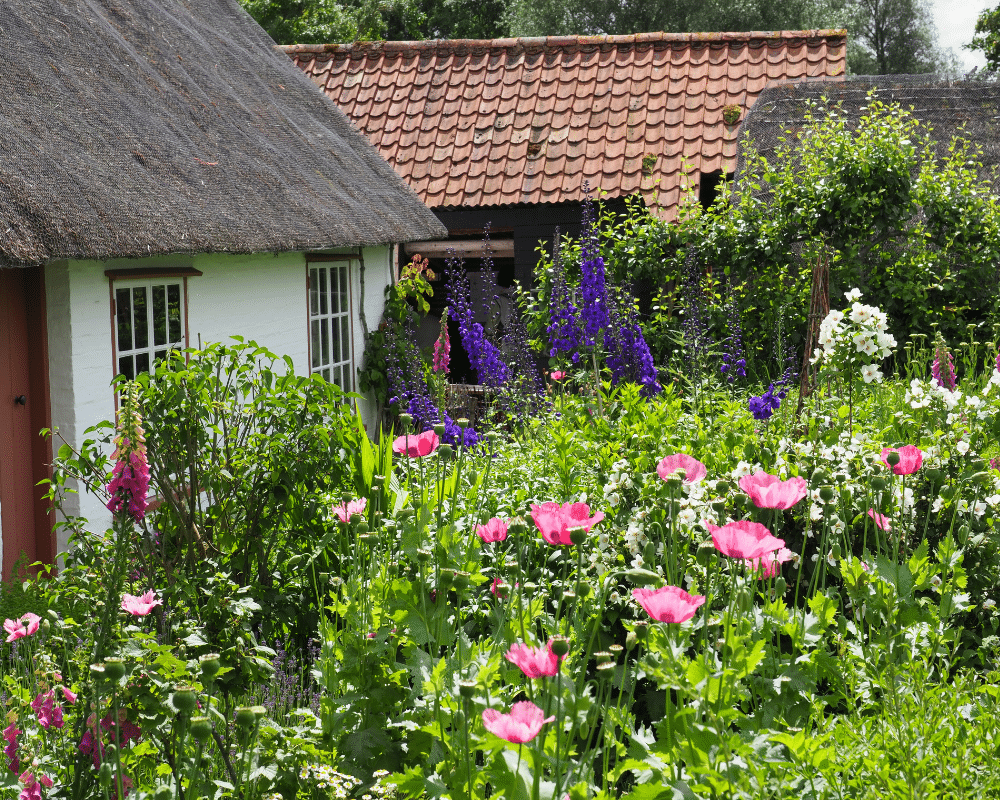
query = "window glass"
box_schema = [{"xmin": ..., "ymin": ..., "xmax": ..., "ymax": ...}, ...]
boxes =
[
  {"xmin": 113, "ymin": 279, "xmax": 185, "ymax": 379},
  {"xmin": 308, "ymin": 262, "xmax": 353, "ymax": 392}
]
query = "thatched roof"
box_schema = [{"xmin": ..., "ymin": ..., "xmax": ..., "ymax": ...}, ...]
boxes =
[
  {"xmin": 0, "ymin": 0, "xmax": 445, "ymax": 268},
  {"xmin": 735, "ymin": 75, "xmax": 1000, "ymax": 193}
]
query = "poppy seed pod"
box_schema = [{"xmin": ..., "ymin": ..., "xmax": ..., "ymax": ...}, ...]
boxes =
[
  {"xmin": 550, "ymin": 637, "xmax": 570, "ymax": 657},
  {"xmin": 459, "ymin": 680, "xmax": 476, "ymax": 699},
  {"xmin": 199, "ymin": 653, "xmax": 221, "ymax": 679},
  {"xmin": 234, "ymin": 706, "xmax": 257, "ymax": 728},
  {"xmin": 104, "ymin": 657, "xmax": 126, "ymax": 681},
  {"xmin": 172, "ymin": 686, "xmax": 198, "ymax": 715},
  {"xmin": 886, "ymin": 451, "xmax": 901, "ymax": 467},
  {"xmin": 433, "ymin": 422, "xmax": 446, "ymax": 437},
  {"xmin": 569, "ymin": 527, "xmax": 587, "ymax": 546},
  {"xmin": 457, "ymin": 417, "xmax": 470, "ymax": 429},
  {"xmin": 819, "ymin": 486, "xmax": 836, "ymax": 503},
  {"xmin": 870, "ymin": 476, "xmax": 887, "ymax": 491},
  {"xmin": 190, "ymin": 715, "xmax": 213, "ymax": 743},
  {"xmin": 399, "ymin": 413, "xmax": 413, "ymax": 426}
]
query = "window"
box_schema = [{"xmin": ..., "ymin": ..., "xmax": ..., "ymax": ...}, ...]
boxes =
[
  {"xmin": 111, "ymin": 278, "xmax": 187, "ymax": 380},
  {"xmin": 308, "ymin": 259, "xmax": 354, "ymax": 392}
]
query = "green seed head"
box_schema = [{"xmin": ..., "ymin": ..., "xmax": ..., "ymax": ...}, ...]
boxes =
[{"xmin": 171, "ymin": 686, "xmax": 198, "ymax": 715}]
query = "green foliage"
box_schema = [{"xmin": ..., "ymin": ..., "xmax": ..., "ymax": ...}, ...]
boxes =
[
  {"xmin": 845, "ymin": 0, "xmax": 957, "ymax": 75},
  {"xmin": 970, "ymin": 5, "xmax": 1000, "ymax": 72}
]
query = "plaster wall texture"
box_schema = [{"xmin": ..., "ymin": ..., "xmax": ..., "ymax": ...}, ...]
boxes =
[{"xmin": 43, "ymin": 247, "xmax": 392, "ymax": 556}]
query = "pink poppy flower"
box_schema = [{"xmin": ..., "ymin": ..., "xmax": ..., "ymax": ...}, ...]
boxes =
[
  {"xmin": 530, "ymin": 502, "xmax": 604, "ymax": 546},
  {"xmin": 632, "ymin": 586, "xmax": 706, "ymax": 624},
  {"xmin": 550, "ymin": 370, "xmax": 566, "ymax": 381},
  {"xmin": 4, "ymin": 613, "xmax": 40, "ymax": 643},
  {"xmin": 392, "ymin": 430, "xmax": 439, "ymax": 458},
  {"xmin": 656, "ymin": 453, "xmax": 707, "ymax": 484},
  {"xmin": 880, "ymin": 445, "xmax": 923, "ymax": 476},
  {"xmin": 505, "ymin": 639, "xmax": 563, "ymax": 678},
  {"xmin": 481, "ymin": 700, "xmax": 554, "ymax": 744},
  {"xmin": 867, "ymin": 509, "xmax": 891, "ymax": 531},
  {"xmin": 489, "ymin": 578, "xmax": 512, "ymax": 598},
  {"xmin": 121, "ymin": 591, "xmax": 162, "ymax": 617},
  {"xmin": 333, "ymin": 497, "xmax": 367, "ymax": 524},
  {"xmin": 476, "ymin": 517, "xmax": 509, "ymax": 543},
  {"xmin": 738, "ymin": 472, "xmax": 807, "ymax": 510},
  {"xmin": 707, "ymin": 521, "xmax": 785, "ymax": 560},
  {"xmin": 744, "ymin": 547, "xmax": 794, "ymax": 579}
]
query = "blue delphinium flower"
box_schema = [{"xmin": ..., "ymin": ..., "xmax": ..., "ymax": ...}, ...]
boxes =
[
  {"xmin": 720, "ymin": 292, "xmax": 746, "ymax": 383},
  {"xmin": 747, "ymin": 348, "xmax": 797, "ymax": 420},
  {"xmin": 578, "ymin": 192, "xmax": 609, "ymax": 346},
  {"xmin": 546, "ymin": 231, "xmax": 582, "ymax": 362},
  {"xmin": 446, "ymin": 250, "xmax": 509, "ymax": 388},
  {"xmin": 605, "ymin": 288, "xmax": 661, "ymax": 397}
]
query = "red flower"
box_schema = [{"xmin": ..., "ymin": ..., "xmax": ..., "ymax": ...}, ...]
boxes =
[
  {"xmin": 867, "ymin": 509, "xmax": 891, "ymax": 531},
  {"xmin": 738, "ymin": 472, "xmax": 807, "ymax": 510},
  {"xmin": 392, "ymin": 430, "xmax": 440, "ymax": 458},
  {"xmin": 880, "ymin": 445, "xmax": 923, "ymax": 476},
  {"xmin": 656, "ymin": 453, "xmax": 707, "ymax": 484},
  {"xmin": 632, "ymin": 586, "xmax": 705, "ymax": 623},
  {"xmin": 707, "ymin": 521, "xmax": 785, "ymax": 560},
  {"xmin": 505, "ymin": 639, "xmax": 563, "ymax": 678},
  {"xmin": 482, "ymin": 700, "xmax": 553, "ymax": 744},
  {"xmin": 530, "ymin": 502, "xmax": 604, "ymax": 546},
  {"xmin": 476, "ymin": 517, "xmax": 509, "ymax": 543}
]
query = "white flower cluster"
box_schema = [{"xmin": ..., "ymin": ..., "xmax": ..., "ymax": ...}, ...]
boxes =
[
  {"xmin": 603, "ymin": 458, "xmax": 634, "ymax": 508},
  {"xmin": 812, "ymin": 289, "xmax": 897, "ymax": 383}
]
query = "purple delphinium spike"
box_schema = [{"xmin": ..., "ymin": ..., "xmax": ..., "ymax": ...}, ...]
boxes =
[
  {"xmin": 578, "ymin": 190, "xmax": 609, "ymax": 346},
  {"xmin": 680, "ymin": 249, "xmax": 711, "ymax": 376},
  {"xmin": 446, "ymin": 247, "xmax": 509, "ymax": 388},
  {"xmin": 605, "ymin": 286, "xmax": 661, "ymax": 396},
  {"xmin": 720, "ymin": 292, "xmax": 746, "ymax": 383},
  {"xmin": 546, "ymin": 230, "xmax": 582, "ymax": 361},
  {"xmin": 748, "ymin": 346, "xmax": 797, "ymax": 421}
]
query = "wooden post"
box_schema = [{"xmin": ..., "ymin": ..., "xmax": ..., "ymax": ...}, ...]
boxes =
[{"xmin": 796, "ymin": 252, "xmax": 830, "ymax": 415}]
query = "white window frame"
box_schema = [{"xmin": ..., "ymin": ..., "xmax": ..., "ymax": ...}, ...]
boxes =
[
  {"xmin": 109, "ymin": 273, "xmax": 192, "ymax": 382},
  {"xmin": 307, "ymin": 256, "xmax": 356, "ymax": 393}
]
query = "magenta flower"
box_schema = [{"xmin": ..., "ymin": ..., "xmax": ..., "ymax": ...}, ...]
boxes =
[
  {"xmin": 121, "ymin": 591, "xmax": 162, "ymax": 617},
  {"xmin": 550, "ymin": 370, "xmax": 566, "ymax": 381},
  {"xmin": 880, "ymin": 445, "xmax": 923, "ymax": 476},
  {"xmin": 333, "ymin": 497, "xmax": 367, "ymax": 524},
  {"xmin": 738, "ymin": 472, "xmax": 807, "ymax": 510},
  {"xmin": 392, "ymin": 430, "xmax": 440, "ymax": 458},
  {"xmin": 18, "ymin": 772, "xmax": 41, "ymax": 800},
  {"xmin": 505, "ymin": 639, "xmax": 563, "ymax": 678},
  {"xmin": 4, "ymin": 722, "xmax": 20, "ymax": 774},
  {"xmin": 530, "ymin": 502, "xmax": 604, "ymax": 546},
  {"xmin": 632, "ymin": 586, "xmax": 706, "ymax": 623},
  {"xmin": 482, "ymin": 700, "xmax": 554, "ymax": 744},
  {"xmin": 30, "ymin": 690, "xmax": 64, "ymax": 730},
  {"xmin": 4, "ymin": 613, "xmax": 40, "ymax": 643},
  {"xmin": 707, "ymin": 521, "xmax": 785, "ymax": 560},
  {"xmin": 656, "ymin": 453, "xmax": 707, "ymax": 484},
  {"xmin": 432, "ymin": 309, "xmax": 450, "ymax": 374},
  {"xmin": 105, "ymin": 384, "xmax": 150, "ymax": 522},
  {"xmin": 476, "ymin": 517, "xmax": 509, "ymax": 543},
  {"xmin": 867, "ymin": 509, "xmax": 891, "ymax": 531},
  {"xmin": 61, "ymin": 687, "xmax": 77, "ymax": 704},
  {"xmin": 489, "ymin": 578, "xmax": 514, "ymax": 598},
  {"xmin": 744, "ymin": 547, "xmax": 794, "ymax": 579}
]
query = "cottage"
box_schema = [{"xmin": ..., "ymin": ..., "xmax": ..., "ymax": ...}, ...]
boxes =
[
  {"xmin": 285, "ymin": 31, "xmax": 847, "ymax": 285},
  {"xmin": 0, "ymin": 0, "xmax": 445, "ymax": 576}
]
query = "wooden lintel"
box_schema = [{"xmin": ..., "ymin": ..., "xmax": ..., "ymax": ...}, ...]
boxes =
[{"xmin": 405, "ymin": 240, "xmax": 515, "ymax": 259}]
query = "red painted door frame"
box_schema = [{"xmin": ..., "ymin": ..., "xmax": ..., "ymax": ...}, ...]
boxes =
[{"xmin": 0, "ymin": 266, "xmax": 54, "ymax": 579}]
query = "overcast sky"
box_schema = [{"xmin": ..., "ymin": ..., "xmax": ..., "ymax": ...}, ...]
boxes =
[{"xmin": 930, "ymin": 0, "xmax": 993, "ymax": 70}]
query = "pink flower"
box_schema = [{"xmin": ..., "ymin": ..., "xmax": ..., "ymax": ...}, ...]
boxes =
[
  {"xmin": 744, "ymin": 547, "xmax": 794, "ymax": 578},
  {"xmin": 39, "ymin": 776, "xmax": 52, "ymax": 789},
  {"xmin": 707, "ymin": 521, "xmax": 785, "ymax": 560},
  {"xmin": 530, "ymin": 502, "xmax": 604, "ymax": 546},
  {"xmin": 656, "ymin": 453, "xmax": 707, "ymax": 484},
  {"xmin": 481, "ymin": 700, "xmax": 554, "ymax": 744},
  {"xmin": 4, "ymin": 723, "xmax": 20, "ymax": 774},
  {"xmin": 550, "ymin": 371, "xmax": 566, "ymax": 381},
  {"xmin": 489, "ymin": 578, "xmax": 513, "ymax": 598},
  {"xmin": 392, "ymin": 430, "xmax": 440, "ymax": 458},
  {"xmin": 632, "ymin": 586, "xmax": 706, "ymax": 624},
  {"xmin": 106, "ymin": 387, "xmax": 150, "ymax": 522},
  {"xmin": 880, "ymin": 445, "xmax": 923, "ymax": 476},
  {"xmin": 738, "ymin": 472, "xmax": 807, "ymax": 510},
  {"xmin": 4, "ymin": 613, "xmax": 40, "ymax": 643},
  {"xmin": 333, "ymin": 497, "xmax": 367, "ymax": 524},
  {"xmin": 476, "ymin": 517, "xmax": 509, "ymax": 543},
  {"xmin": 31, "ymin": 690, "xmax": 64, "ymax": 730},
  {"xmin": 61, "ymin": 687, "xmax": 77, "ymax": 704},
  {"xmin": 505, "ymin": 639, "xmax": 563, "ymax": 678},
  {"xmin": 432, "ymin": 311, "xmax": 450, "ymax": 374},
  {"xmin": 121, "ymin": 591, "xmax": 162, "ymax": 617},
  {"xmin": 867, "ymin": 509, "xmax": 891, "ymax": 531},
  {"xmin": 18, "ymin": 771, "xmax": 41, "ymax": 800}
]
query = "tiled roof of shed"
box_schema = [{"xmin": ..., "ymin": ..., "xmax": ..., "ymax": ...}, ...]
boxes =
[{"xmin": 283, "ymin": 31, "xmax": 846, "ymax": 219}]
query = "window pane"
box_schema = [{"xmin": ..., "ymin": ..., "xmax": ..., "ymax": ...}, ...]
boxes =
[
  {"xmin": 339, "ymin": 267, "xmax": 348, "ymax": 316},
  {"xmin": 153, "ymin": 284, "xmax": 167, "ymax": 346},
  {"xmin": 135, "ymin": 352, "xmax": 150, "ymax": 375},
  {"xmin": 309, "ymin": 268, "xmax": 319, "ymax": 316},
  {"xmin": 116, "ymin": 288, "xmax": 133, "ymax": 352},
  {"xmin": 155, "ymin": 349, "xmax": 168, "ymax": 362},
  {"xmin": 321, "ymin": 316, "xmax": 330, "ymax": 366},
  {"xmin": 133, "ymin": 287, "xmax": 149, "ymax": 349},
  {"xmin": 330, "ymin": 266, "xmax": 339, "ymax": 314},
  {"xmin": 341, "ymin": 316, "xmax": 350, "ymax": 363},
  {"xmin": 119, "ymin": 355, "xmax": 134, "ymax": 381},
  {"xmin": 322, "ymin": 368, "xmax": 330, "ymax": 382},
  {"xmin": 311, "ymin": 319, "xmax": 321, "ymax": 369},
  {"xmin": 331, "ymin": 317, "xmax": 339, "ymax": 364},
  {"xmin": 319, "ymin": 267, "xmax": 328, "ymax": 316},
  {"xmin": 168, "ymin": 284, "xmax": 182, "ymax": 342}
]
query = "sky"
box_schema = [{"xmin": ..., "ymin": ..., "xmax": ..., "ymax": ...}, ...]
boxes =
[{"xmin": 930, "ymin": 0, "xmax": 993, "ymax": 71}]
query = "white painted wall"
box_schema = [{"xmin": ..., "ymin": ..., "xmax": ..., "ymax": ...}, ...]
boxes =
[{"xmin": 43, "ymin": 247, "xmax": 392, "ymax": 554}]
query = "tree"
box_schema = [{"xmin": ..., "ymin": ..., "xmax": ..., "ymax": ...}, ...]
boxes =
[
  {"xmin": 844, "ymin": 0, "xmax": 956, "ymax": 74},
  {"xmin": 969, "ymin": 5, "xmax": 1000, "ymax": 72},
  {"xmin": 239, "ymin": 0, "xmax": 508, "ymax": 44}
]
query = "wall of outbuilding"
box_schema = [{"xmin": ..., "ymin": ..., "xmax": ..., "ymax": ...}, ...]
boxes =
[{"xmin": 42, "ymin": 246, "xmax": 392, "ymax": 555}]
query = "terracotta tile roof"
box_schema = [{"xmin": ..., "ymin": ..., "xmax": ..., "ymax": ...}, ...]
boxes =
[{"xmin": 283, "ymin": 31, "xmax": 846, "ymax": 219}]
